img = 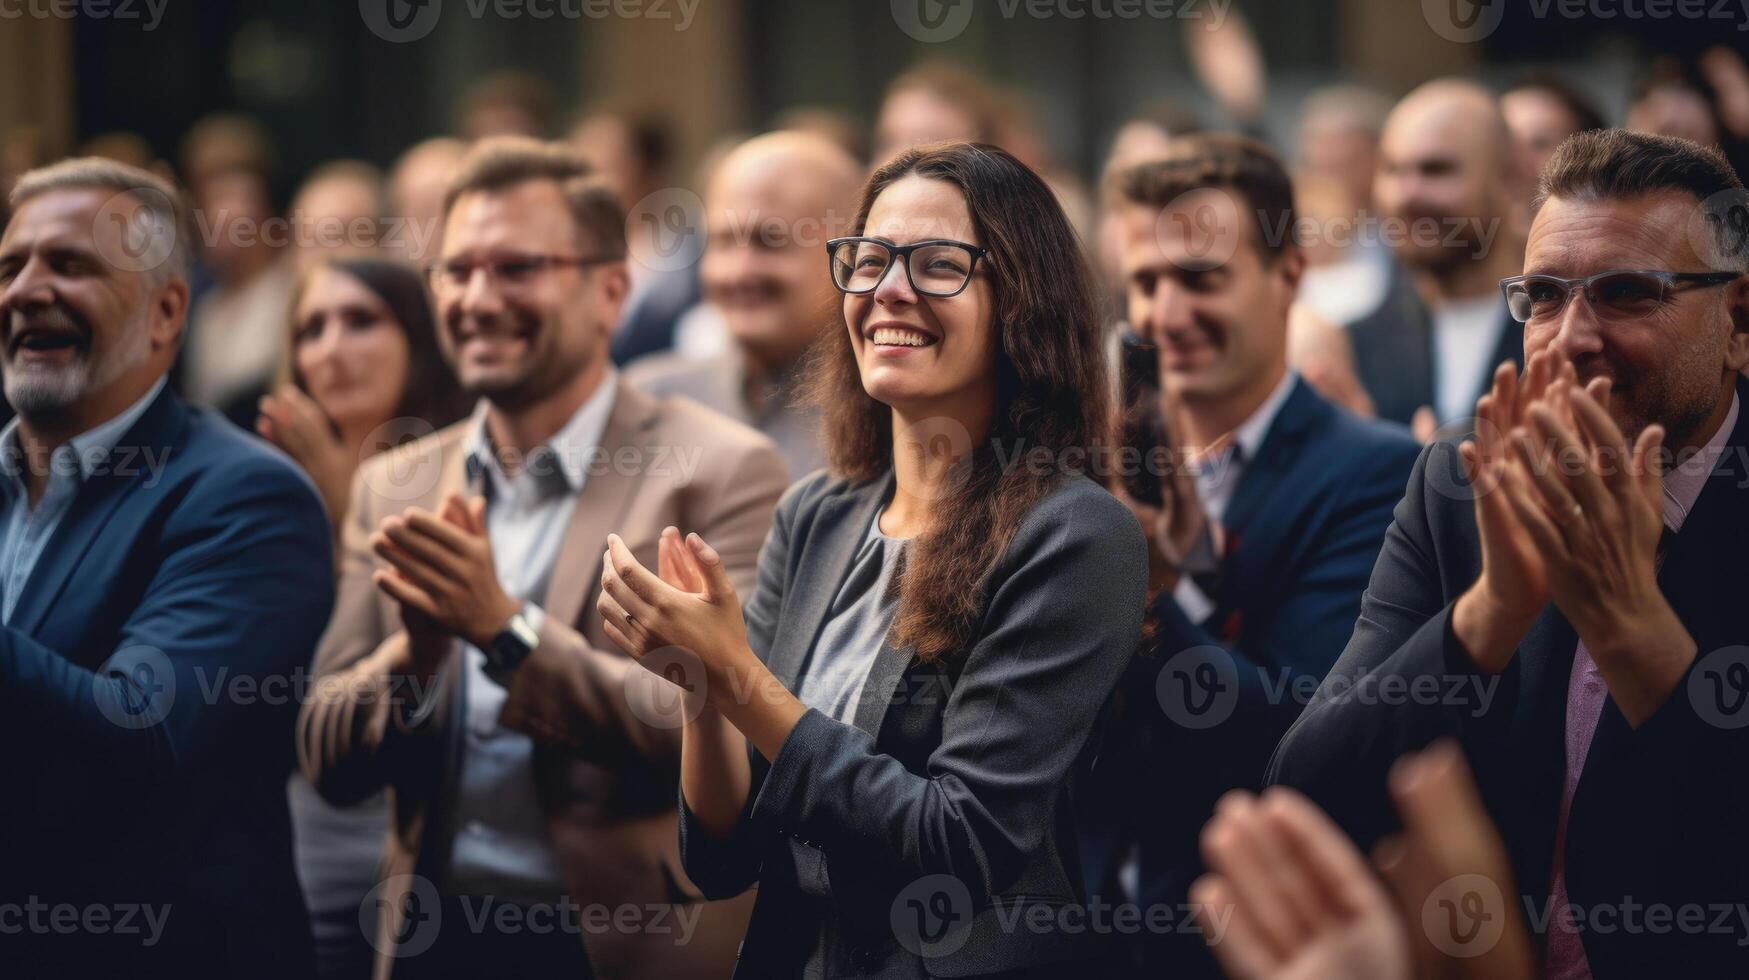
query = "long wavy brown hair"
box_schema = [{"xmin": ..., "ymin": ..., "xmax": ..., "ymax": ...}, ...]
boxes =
[{"xmin": 804, "ymin": 142, "xmax": 1111, "ymax": 662}]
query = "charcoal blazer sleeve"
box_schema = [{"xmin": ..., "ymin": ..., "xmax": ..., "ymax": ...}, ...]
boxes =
[
  {"xmin": 741, "ymin": 483, "xmax": 1147, "ymax": 900},
  {"xmin": 677, "ymin": 472, "xmax": 801, "ymax": 899}
]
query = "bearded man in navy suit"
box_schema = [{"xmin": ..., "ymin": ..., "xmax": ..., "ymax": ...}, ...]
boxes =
[{"xmin": 0, "ymin": 158, "xmax": 332, "ymax": 978}]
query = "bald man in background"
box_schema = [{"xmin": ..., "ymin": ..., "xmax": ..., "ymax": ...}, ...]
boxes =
[
  {"xmin": 1347, "ymin": 79, "xmax": 1528, "ymax": 436},
  {"xmin": 625, "ymin": 131, "xmax": 860, "ymax": 478},
  {"xmin": 389, "ymin": 137, "xmax": 468, "ymax": 265}
]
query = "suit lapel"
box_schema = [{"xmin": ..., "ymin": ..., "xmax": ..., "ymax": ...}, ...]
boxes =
[
  {"xmin": 1382, "ymin": 266, "xmax": 1438, "ymax": 421},
  {"xmin": 541, "ymin": 381, "xmax": 661, "ymax": 630},
  {"xmin": 9, "ymin": 387, "xmax": 185, "ymax": 638},
  {"xmin": 1221, "ymin": 378, "xmax": 1326, "ymax": 535},
  {"xmin": 765, "ymin": 472, "xmax": 892, "ymax": 695}
]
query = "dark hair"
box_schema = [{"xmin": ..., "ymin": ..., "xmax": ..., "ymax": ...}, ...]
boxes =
[
  {"xmin": 804, "ymin": 142, "xmax": 1111, "ymax": 662},
  {"xmin": 1504, "ymin": 72, "xmax": 1608, "ymax": 135},
  {"xmin": 288, "ymin": 257, "xmax": 471, "ymax": 430},
  {"xmin": 1110, "ymin": 132, "xmax": 1298, "ymax": 264},
  {"xmin": 441, "ymin": 137, "xmax": 627, "ymax": 258},
  {"xmin": 1535, "ymin": 128, "xmax": 1748, "ymax": 269}
]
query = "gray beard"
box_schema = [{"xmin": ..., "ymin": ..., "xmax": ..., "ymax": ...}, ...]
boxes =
[{"xmin": 2, "ymin": 311, "xmax": 151, "ymax": 417}]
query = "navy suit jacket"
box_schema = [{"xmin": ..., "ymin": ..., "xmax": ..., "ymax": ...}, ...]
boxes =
[
  {"xmin": 1348, "ymin": 262, "xmax": 1524, "ymax": 427},
  {"xmin": 1079, "ymin": 379, "xmax": 1419, "ymax": 977},
  {"xmin": 0, "ymin": 385, "xmax": 333, "ymax": 979},
  {"xmin": 1269, "ymin": 376, "xmax": 1749, "ymax": 979}
]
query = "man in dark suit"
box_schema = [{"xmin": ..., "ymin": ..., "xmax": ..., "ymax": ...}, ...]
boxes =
[
  {"xmin": 1271, "ymin": 130, "xmax": 1749, "ymax": 978},
  {"xmin": 1081, "ymin": 134, "xmax": 1420, "ymax": 977},
  {"xmin": 1348, "ymin": 79, "xmax": 1528, "ymax": 436},
  {"xmin": 0, "ymin": 161, "xmax": 334, "ymax": 977}
]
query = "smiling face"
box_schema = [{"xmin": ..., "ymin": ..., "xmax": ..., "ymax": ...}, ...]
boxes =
[
  {"xmin": 433, "ymin": 179, "xmax": 624, "ymax": 410},
  {"xmin": 1522, "ymin": 190, "xmax": 1749, "ymax": 448},
  {"xmin": 842, "ymin": 175, "xmax": 998, "ymax": 416},
  {"xmin": 292, "ymin": 265, "xmax": 411, "ymax": 434},
  {"xmin": 1118, "ymin": 198, "xmax": 1299, "ymax": 406},
  {"xmin": 1375, "ymin": 87, "xmax": 1512, "ymax": 271},
  {"xmin": 0, "ymin": 187, "xmax": 183, "ymax": 427},
  {"xmin": 701, "ymin": 141, "xmax": 847, "ymax": 371}
]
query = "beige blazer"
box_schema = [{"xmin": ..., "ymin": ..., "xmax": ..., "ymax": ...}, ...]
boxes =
[{"xmin": 297, "ymin": 380, "xmax": 789, "ymax": 980}]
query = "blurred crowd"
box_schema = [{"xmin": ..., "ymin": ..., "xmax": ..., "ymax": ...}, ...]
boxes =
[{"xmin": 4, "ymin": 22, "xmax": 1749, "ymax": 980}]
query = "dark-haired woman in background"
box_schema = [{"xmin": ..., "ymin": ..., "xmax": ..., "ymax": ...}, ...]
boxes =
[
  {"xmin": 257, "ymin": 255, "xmax": 470, "ymax": 542},
  {"xmin": 262, "ymin": 256, "xmax": 469, "ymax": 980},
  {"xmin": 598, "ymin": 142, "xmax": 1147, "ymax": 978}
]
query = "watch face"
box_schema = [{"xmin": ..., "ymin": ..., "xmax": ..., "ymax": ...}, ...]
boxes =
[{"xmin": 490, "ymin": 615, "xmax": 537, "ymax": 670}]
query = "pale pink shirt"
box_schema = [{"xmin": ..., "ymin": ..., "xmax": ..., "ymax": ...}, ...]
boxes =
[{"xmin": 1543, "ymin": 392, "xmax": 1740, "ymax": 978}]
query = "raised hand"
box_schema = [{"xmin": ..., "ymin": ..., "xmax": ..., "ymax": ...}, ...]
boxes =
[
  {"xmin": 597, "ymin": 528, "xmax": 749, "ymax": 675},
  {"xmin": 257, "ymin": 386, "xmax": 354, "ymax": 534},
  {"xmin": 1193, "ymin": 789, "xmax": 1412, "ymax": 980},
  {"xmin": 1502, "ymin": 376, "xmax": 1693, "ymax": 725},
  {"xmin": 370, "ymin": 493, "xmax": 521, "ymax": 651},
  {"xmin": 598, "ymin": 528, "xmax": 807, "ymax": 759},
  {"xmin": 1452, "ymin": 350, "xmax": 1568, "ymax": 673},
  {"xmin": 1374, "ymin": 742, "xmax": 1536, "ymax": 980}
]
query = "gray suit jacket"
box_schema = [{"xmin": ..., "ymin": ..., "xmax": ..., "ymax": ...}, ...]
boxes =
[{"xmin": 679, "ymin": 468, "xmax": 1148, "ymax": 978}]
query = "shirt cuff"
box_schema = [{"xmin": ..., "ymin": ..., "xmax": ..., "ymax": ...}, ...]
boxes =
[
  {"xmin": 1173, "ymin": 574, "xmax": 1216, "ymax": 624},
  {"xmin": 521, "ymin": 601, "xmax": 546, "ymax": 634}
]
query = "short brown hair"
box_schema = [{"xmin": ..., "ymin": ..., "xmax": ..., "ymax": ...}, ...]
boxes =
[
  {"xmin": 1535, "ymin": 128, "xmax": 1747, "ymax": 270},
  {"xmin": 440, "ymin": 136, "xmax": 626, "ymax": 258},
  {"xmin": 1110, "ymin": 133, "xmax": 1298, "ymax": 264}
]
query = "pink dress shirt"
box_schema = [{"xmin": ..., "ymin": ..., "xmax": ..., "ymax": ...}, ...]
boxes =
[{"xmin": 1543, "ymin": 393, "xmax": 1739, "ymax": 978}]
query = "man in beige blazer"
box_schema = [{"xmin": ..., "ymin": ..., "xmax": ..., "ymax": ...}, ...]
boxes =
[{"xmin": 298, "ymin": 137, "xmax": 787, "ymax": 980}]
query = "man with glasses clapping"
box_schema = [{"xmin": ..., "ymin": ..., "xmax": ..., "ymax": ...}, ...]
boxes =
[
  {"xmin": 297, "ymin": 137, "xmax": 787, "ymax": 980},
  {"xmin": 1271, "ymin": 129, "xmax": 1749, "ymax": 979}
]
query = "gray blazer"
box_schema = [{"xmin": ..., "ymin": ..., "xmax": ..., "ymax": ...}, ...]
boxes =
[{"xmin": 680, "ymin": 467, "xmax": 1148, "ymax": 978}]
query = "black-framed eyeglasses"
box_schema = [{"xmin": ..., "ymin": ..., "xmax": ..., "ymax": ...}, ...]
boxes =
[
  {"xmin": 1500, "ymin": 269, "xmax": 1742, "ymax": 324},
  {"xmin": 826, "ymin": 237, "xmax": 988, "ymax": 298},
  {"xmin": 426, "ymin": 253, "xmax": 621, "ymax": 293}
]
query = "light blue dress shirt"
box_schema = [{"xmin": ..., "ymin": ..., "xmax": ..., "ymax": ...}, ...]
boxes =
[
  {"xmin": 442, "ymin": 371, "xmax": 617, "ymax": 905},
  {"xmin": 0, "ymin": 377, "xmax": 166, "ymax": 624}
]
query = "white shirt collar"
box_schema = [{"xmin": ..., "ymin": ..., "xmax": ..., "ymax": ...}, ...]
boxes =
[
  {"xmin": 1229, "ymin": 369, "xmax": 1300, "ymax": 463},
  {"xmin": 464, "ymin": 369, "xmax": 618, "ymax": 495},
  {"xmin": 0, "ymin": 375, "xmax": 167, "ymax": 489}
]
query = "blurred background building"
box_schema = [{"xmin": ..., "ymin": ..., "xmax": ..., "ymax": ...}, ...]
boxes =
[{"xmin": 4, "ymin": 0, "xmax": 1737, "ymax": 196}]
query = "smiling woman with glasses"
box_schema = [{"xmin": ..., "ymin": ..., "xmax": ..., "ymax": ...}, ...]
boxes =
[{"xmin": 595, "ymin": 141, "xmax": 1147, "ymax": 978}]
